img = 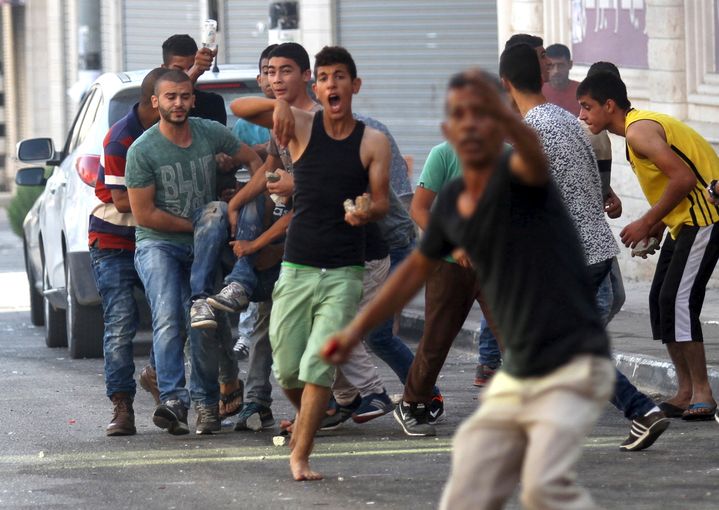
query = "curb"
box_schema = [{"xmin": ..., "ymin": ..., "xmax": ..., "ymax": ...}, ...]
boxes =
[{"xmin": 398, "ymin": 309, "xmax": 719, "ymax": 397}]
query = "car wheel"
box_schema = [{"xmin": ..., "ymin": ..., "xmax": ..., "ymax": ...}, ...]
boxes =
[
  {"xmin": 25, "ymin": 239, "xmax": 44, "ymax": 327},
  {"xmin": 66, "ymin": 260, "xmax": 104, "ymax": 359},
  {"xmin": 43, "ymin": 264, "xmax": 67, "ymax": 348}
]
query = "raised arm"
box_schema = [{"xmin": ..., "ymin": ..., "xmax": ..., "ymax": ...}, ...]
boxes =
[
  {"xmin": 128, "ymin": 185, "xmax": 193, "ymax": 233},
  {"xmin": 230, "ymin": 97, "xmax": 277, "ymax": 128},
  {"xmin": 620, "ymin": 120, "xmax": 697, "ymax": 247}
]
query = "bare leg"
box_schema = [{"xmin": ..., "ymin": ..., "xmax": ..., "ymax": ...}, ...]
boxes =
[
  {"xmin": 665, "ymin": 343, "xmax": 694, "ymax": 408},
  {"xmin": 281, "ymin": 387, "xmax": 303, "ymax": 448},
  {"xmin": 289, "ymin": 383, "xmax": 331, "ymax": 481},
  {"xmin": 681, "ymin": 342, "xmax": 715, "ymax": 405},
  {"xmin": 283, "ymin": 387, "xmax": 303, "ymax": 409}
]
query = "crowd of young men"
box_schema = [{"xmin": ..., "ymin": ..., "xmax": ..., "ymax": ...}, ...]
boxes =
[{"xmin": 90, "ymin": 29, "xmax": 719, "ymax": 504}]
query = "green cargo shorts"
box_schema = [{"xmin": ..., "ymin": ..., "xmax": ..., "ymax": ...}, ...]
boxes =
[{"xmin": 269, "ymin": 263, "xmax": 364, "ymax": 389}]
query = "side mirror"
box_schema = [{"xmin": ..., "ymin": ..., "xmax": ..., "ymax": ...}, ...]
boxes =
[
  {"xmin": 17, "ymin": 138, "xmax": 55, "ymax": 163},
  {"xmin": 15, "ymin": 167, "xmax": 47, "ymax": 187}
]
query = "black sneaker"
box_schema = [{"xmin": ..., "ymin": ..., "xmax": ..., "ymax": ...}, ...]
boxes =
[
  {"xmin": 234, "ymin": 402, "xmax": 275, "ymax": 431},
  {"xmin": 619, "ymin": 411, "xmax": 670, "ymax": 451},
  {"xmin": 352, "ymin": 391, "xmax": 394, "ymax": 424},
  {"xmin": 427, "ymin": 394, "xmax": 445, "ymax": 424},
  {"xmin": 190, "ymin": 299, "xmax": 217, "ymax": 329},
  {"xmin": 153, "ymin": 399, "xmax": 190, "ymax": 435},
  {"xmin": 320, "ymin": 395, "xmax": 361, "ymax": 431},
  {"xmin": 207, "ymin": 282, "xmax": 249, "ymax": 313},
  {"xmin": 195, "ymin": 403, "xmax": 221, "ymax": 435},
  {"xmin": 393, "ymin": 399, "xmax": 436, "ymax": 437}
]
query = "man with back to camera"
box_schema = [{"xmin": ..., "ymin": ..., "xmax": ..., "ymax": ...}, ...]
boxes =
[
  {"xmin": 125, "ymin": 70, "xmax": 260, "ymax": 435},
  {"xmin": 323, "ymin": 68, "xmax": 614, "ymax": 509},
  {"xmin": 578, "ymin": 71, "xmax": 719, "ymax": 422},
  {"xmin": 500, "ymin": 43, "xmax": 669, "ymax": 451}
]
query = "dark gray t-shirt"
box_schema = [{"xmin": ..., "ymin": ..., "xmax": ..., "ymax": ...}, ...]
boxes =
[{"xmin": 419, "ymin": 152, "xmax": 610, "ymax": 378}]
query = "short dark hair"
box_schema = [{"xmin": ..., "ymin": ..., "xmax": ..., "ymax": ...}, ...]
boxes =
[
  {"xmin": 587, "ymin": 61, "xmax": 621, "ymax": 79},
  {"xmin": 576, "ymin": 72, "xmax": 631, "ymax": 110},
  {"xmin": 141, "ymin": 68, "xmax": 171, "ymax": 105},
  {"xmin": 162, "ymin": 34, "xmax": 198, "ymax": 64},
  {"xmin": 314, "ymin": 46, "xmax": 357, "ymax": 80},
  {"xmin": 546, "ymin": 43, "xmax": 571, "ymax": 61},
  {"xmin": 499, "ymin": 43, "xmax": 542, "ymax": 94},
  {"xmin": 258, "ymin": 44, "xmax": 279, "ymax": 72},
  {"xmin": 505, "ymin": 33, "xmax": 543, "ymax": 50},
  {"xmin": 269, "ymin": 42, "xmax": 310, "ymax": 72},
  {"xmin": 446, "ymin": 68, "xmax": 503, "ymax": 112},
  {"xmin": 153, "ymin": 69, "xmax": 193, "ymax": 95}
]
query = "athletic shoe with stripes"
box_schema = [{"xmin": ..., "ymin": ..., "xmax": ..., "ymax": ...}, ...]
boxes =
[
  {"xmin": 619, "ymin": 411, "xmax": 670, "ymax": 452},
  {"xmin": 352, "ymin": 391, "xmax": 393, "ymax": 424},
  {"xmin": 393, "ymin": 399, "xmax": 436, "ymax": 437}
]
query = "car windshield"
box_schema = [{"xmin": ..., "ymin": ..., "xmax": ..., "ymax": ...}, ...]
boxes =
[{"xmin": 108, "ymin": 79, "xmax": 261, "ymax": 128}]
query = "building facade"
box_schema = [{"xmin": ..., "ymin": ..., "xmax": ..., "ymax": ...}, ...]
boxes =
[{"xmin": 3, "ymin": 0, "xmax": 718, "ymax": 283}]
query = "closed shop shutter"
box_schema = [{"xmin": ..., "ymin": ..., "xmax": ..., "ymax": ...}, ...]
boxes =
[
  {"xmin": 224, "ymin": 0, "xmax": 269, "ymax": 66},
  {"xmin": 123, "ymin": 0, "xmax": 201, "ymax": 71},
  {"xmin": 336, "ymin": 0, "xmax": 498, "ymax": 179}
]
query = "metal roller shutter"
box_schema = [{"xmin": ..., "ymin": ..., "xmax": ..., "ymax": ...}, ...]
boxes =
[
  {"xmin": 224, "ymin": 0, "xmax": 269, "ymax": 66},
  {"xmin": 123, "ymin": 0, "xmax": 201, "ymax": 71},
  {"xmin": 336, "ymin": 1, "xmax": 498, "ymax": 180}
]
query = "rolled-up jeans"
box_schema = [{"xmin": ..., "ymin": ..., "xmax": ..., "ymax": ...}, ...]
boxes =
[{"xmin": 135, "ymin": 239, "xmax": 220, "ymax": 408}]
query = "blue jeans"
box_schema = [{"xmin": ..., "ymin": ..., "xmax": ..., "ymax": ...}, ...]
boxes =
[
  {"xmin": 90, "ymin": 247, "xmax": 141, "ymax": 399},
  {"xmin": 135, "ymin": 239, "xmax": 220, "ymax": 407},
  {"xmin": 223, "ymin": 195, "xmax": 264, "ymax": 294},
  {"xmin": 592, "ymin": 257, "xmax": 654, "ymax": 420},
  {"xmin": 477, "ymin": 317, "xmax": 501, "ymax": 369},
  {"xmin": 190, "ymin": 201, "xmax": 228, "ymax": 300},
  {"xmin": 364, "ymin": 241, "xmax": 440, "ymax": 396}
]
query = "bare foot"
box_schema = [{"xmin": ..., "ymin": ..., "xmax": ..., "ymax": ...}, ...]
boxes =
[
  {"xmin": 664, "ymin": 392, "xmax": 692, "ymax": 409},
  {"xmin": 290, "ymin": 456, "xmax": 323, "ymax": 481}
]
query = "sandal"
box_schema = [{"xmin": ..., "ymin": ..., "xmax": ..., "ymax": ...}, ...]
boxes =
[
  {"xmin": 219, "ymin": 380, "xmax": 244, "ymax": 418},
  {"xmin": 681, "ymin": 402, "xmax": 717, "ymax": 421}
]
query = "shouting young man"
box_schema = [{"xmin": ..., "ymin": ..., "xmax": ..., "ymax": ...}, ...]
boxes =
[{"xmin": 234, "ymin": 46, "xmax": 390, "ymax": 481}]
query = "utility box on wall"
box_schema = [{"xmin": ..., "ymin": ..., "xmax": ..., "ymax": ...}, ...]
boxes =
[{"xmin": 268, "ymin": 1, "xmax": 300, "ymax": 44}]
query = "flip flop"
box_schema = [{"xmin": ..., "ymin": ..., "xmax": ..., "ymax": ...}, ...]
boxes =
[
  {"xmin": 659, "ymin": 401, "xmax": 687, "ymax": 418},
  {"xmin": 219, "ymin": 380, "xmax": 244, "ymax": 418},
  {"xmin": 681, "ymin": 402, "xmax": 717, "ymax": 421}
]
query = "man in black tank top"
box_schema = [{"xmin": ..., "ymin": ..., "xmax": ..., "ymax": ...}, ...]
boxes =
[
  {"xmin": 233, "ymin": 46, "xmax": 391, "ymax": 481},
  {"xmin": 323, "ymin": 70, "xmax": 614, "ymax": 509}
]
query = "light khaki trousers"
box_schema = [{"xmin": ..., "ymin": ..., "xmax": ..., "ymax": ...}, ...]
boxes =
[{"xmin": 440, "ymin": 355, "xmax": 615, "ymax": 510}]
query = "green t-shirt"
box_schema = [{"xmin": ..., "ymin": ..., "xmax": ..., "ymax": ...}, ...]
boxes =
[
  {"xmin": 125, "ymin": 117, "xmax": 241, "ymax": 244},
  {"xmin": 417, "ymin": 141, "xmax": 462, "ymax": 192},
  {"xmin": 418, "ymin": 142, "xmax": 462, "ymax": 263}
]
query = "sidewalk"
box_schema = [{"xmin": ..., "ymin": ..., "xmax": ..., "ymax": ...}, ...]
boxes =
[{"xmin": 398, "ymin": 280, "xmax": 719, "ymax": 397}]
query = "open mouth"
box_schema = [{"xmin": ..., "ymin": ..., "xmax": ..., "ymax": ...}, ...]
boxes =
[{"xmin": 328, "ymin": 94, "xmax": 341, "ymax": 112}]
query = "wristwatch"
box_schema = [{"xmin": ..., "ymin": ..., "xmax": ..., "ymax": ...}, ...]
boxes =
[{"xmin": 708, "ymin": 180, "xmax": 719, "ymax": 200}]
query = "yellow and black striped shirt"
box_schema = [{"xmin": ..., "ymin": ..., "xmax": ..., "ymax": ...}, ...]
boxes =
[{"xmin": 625, "ymin": 109, "xmax": 719, "ymax": 238}]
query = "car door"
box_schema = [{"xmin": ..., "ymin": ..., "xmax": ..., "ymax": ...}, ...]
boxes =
[{"xmin": 42, "ymin": 87, "xmax": 101, "ymax": 291}]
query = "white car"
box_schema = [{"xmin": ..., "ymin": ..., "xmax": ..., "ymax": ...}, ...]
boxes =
[{"xmin": 16, "ymin": 66, "xmax": 260, "ymax": 359}]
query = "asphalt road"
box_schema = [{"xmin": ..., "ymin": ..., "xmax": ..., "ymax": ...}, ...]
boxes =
[{"xmin": 2, "ymin": 209, "xmax": 718, "ymax": 509}]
